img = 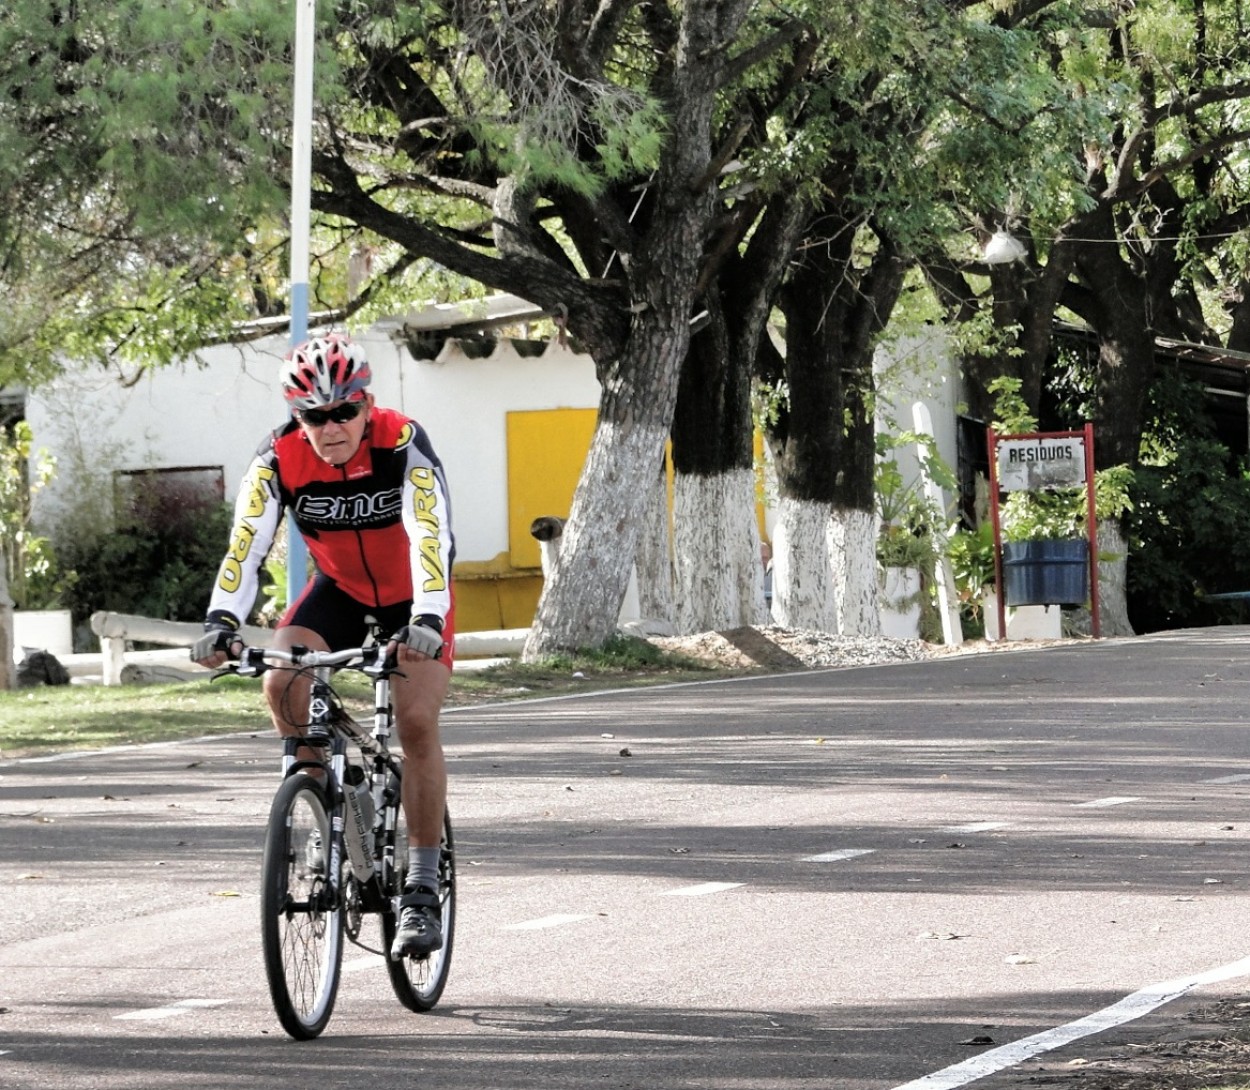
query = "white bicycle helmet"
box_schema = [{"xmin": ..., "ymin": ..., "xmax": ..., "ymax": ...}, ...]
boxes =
[{"xmin": 280, "ymin": 334, "xmax": 372, "ymax": 409}]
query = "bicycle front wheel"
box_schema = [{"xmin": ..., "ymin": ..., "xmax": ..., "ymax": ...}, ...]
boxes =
[
  {"xmin": 260, "ymin": 772, "xmax": 344, "ymax": 1039},
  {"xmin": 383, "ymin": 798, "xmax": 456, "ymax": 1012}
]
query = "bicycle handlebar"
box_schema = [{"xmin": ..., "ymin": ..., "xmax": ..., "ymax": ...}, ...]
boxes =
[{"xmin": 226, "ymin": 642, "xmax": 389, "ymax": 678}]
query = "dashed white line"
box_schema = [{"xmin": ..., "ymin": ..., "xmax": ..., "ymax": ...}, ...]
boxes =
[
  {"xmin": 343, "ymin": 955, "xmax": 380, "ymax": 974},
  {"xmin": 660, "ymin": 882, "xmax": 743, "ymax": 896},
  {"xmin": 803, "ymin": 848, "xmax": 876, "ymax": 863},
  {"xmin": 1075, "ymin": 796, "xmax": 1140, "ymax": 808},
  {"xmin": 504, "ymin": 913, "xmax": 594, "ymax": 930},
  {"xmin": 889, "ymin": 953, "xmax": 1250, "ymax": 1090},
  {"xmin": 941, "ymin": 822, "xmax": 1012, "ymax": 834},
  {"xmin": 1204, "ymin": 773, "xmax": 1250, "ymax": 784},
  {"xmin": 115, "ymin": 998, "xmax": 230, "ymax": 1021}
]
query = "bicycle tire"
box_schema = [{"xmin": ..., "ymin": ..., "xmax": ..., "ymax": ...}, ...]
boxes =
[
  {"xmin": 383, "ymin": 792, "xmax": 456, "ymax": 1012},
  {"xmin": 260, "ymin": 772, "xmax": 345, "ymax": 1039}
]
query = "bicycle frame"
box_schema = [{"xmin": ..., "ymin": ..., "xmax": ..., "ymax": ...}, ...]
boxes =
[
  {"xmin": 236, "ymin": 643, "xmax": 406, "ymax": 911},
  {"xmin": 229, "ymin": 638, "xmax": 457, "ymax": 1036}
]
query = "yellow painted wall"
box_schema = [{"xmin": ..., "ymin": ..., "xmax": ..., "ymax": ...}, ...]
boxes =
[
  {"xmin": 506, "ymin": 408, "xmax": 598, "ymax": 569},
  {"xmin": 449, "ymin": 408, "xmax": 598, "ymax": 631},
  {"xmin": 452, "ymin": 552, "xmax": 544, "ymax": 631}
]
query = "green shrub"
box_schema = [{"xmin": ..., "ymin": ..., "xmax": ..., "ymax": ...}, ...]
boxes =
[
  {"xmin": 58, "ymin": 478, "xmax": 236, "ymax": 626},
  {"xmin": 1125, "ymin": 369, "xmax": 1250, "ymax": 632},
  {"xmin": 0, "ymin": 421, "xmax": 72, "ymax": 609}
]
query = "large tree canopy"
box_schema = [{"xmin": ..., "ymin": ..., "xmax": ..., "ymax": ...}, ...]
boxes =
[{"xmin": 6, "ymin": 0, "xmax": 1250, "ymax": 651}]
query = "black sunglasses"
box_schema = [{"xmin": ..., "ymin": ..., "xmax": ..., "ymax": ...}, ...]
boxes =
[{"xmin": 299, "ymin": 401, "xmax": 365, "ymax": 427}]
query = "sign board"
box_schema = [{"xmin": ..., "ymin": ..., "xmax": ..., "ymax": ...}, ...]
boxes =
[{"xmin": 996, "ymin": 436, "xmax": 1086, "ymax": 492}]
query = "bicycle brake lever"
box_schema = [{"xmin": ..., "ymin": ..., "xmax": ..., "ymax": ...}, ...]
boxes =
[{"xmin": 232, "ymin": 646, "xmax": 269, "ymax": 677}]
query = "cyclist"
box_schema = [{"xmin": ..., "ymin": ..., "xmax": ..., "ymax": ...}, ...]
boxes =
[{"xmin": 193, "ymin": 333, "xmax": 455, "ymax": 959}]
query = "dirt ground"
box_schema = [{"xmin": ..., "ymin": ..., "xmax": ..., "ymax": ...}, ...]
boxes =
[{"xmin": 1008, "ymin": 997, "xmax": 1250, "ymax": 1089}]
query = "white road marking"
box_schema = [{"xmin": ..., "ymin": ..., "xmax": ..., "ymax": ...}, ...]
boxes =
[
  {"xmin": 889, "ymin": 953, "xmax": 1250, "ymax": 1090},
  {"xmin": 504, "ymin": 913, "xmax": 594, "ymax": 930},
  {"xmin": 1075, "ymin": 796, "xmax": 1140, "ymax": 808},
  {"xmin": 1204, "ymin": 773, "xmax": 1250, "ymax": 784},
  {"xmin": 343, "ymin": 955, "xmax": 380, "ymax": 974},
  {"xmin": 660, "ymin": 882, "xmax": 743, "ymax": 896},
  {"xmin": 115, "ymin": 998, "xmax": 230, "ymax": 1021},
  {"xmin": 941, "ymin": 822, "xmax": 1011, "ymax": 833},
  {"xmin": 803, "ymin": 848, "xmax": 877, "ymax": 863}
]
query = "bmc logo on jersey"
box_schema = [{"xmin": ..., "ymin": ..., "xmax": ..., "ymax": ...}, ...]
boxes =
[{"xmin": 295, "ymin": 487, "xmax": 403, "ymax": 527}]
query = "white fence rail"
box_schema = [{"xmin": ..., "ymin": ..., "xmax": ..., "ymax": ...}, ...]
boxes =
[
  {"xmin": 87, "ymin": 611, "xmax": 525, "ymax": 686},
  {"xmin": 89, "ymin": 612, "xmax": 273, "ymax": 687}
]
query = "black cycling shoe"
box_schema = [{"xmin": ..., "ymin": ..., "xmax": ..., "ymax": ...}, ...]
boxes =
[{"xmin": 391, "ymin": 885, "xmax": 442, "ymax": 958}]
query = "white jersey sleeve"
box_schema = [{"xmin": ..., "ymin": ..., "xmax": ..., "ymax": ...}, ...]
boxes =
[
  {"xmin": 399, "ymin": 434, "xmax": 454, "ymax": 623},
  {"xmin": 205, "ymin": 452, "xmax": 283, "ymax": 629}
]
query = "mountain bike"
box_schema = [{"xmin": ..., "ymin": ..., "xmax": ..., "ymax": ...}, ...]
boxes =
[{"xmin": 222, "ymin": 637, "xmax": 456, "ymax": 1039}]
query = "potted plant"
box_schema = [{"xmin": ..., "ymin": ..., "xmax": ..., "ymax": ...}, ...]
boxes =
[{"xmin": 946, "ymin": 521, "xmax": 995, "ymax": 634}]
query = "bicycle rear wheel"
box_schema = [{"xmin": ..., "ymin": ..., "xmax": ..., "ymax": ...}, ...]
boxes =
[
  {"xmin": 260, "ymin": 772, "xmax": 344, "ymax": 1039},
  {"xmin": 383, "ymin": 795, "xmax": 456, "ymax": 1011}
]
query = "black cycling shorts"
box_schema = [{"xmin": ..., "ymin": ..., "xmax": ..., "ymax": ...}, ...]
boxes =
[{"xmin": 280, "ymin": 573, "xmax": 412, "ymax": 652}]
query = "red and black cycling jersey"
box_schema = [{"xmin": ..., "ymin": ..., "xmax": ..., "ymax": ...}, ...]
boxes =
[{"xmin": 205, "ymin": 407, "xmax": 454, "ymax": 631}]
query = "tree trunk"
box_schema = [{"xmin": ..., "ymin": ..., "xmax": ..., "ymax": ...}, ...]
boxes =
[
  {"xmin": 831, "ymin": 506, "xmax": 882, "ymax": 635},
  {"xmin": 634, "ymin": 460, "xmax": 675, "ymax": 631},
  {"xmin": 522, "ymin": 320, "xmax": 691, "ymax": 656},
  {"xmin": 670, "ymin": 289, "xmax": 765, "ymax": 633},
  {"xmin": 673, "ymin": 468, "xmax": 768, "ymax": 634},
  {"xmin": 521, "ymin": 1, "xmax": 742, "ymax": 658},
  {"xmin": 770, "ymin": 496, "xmax": 838, "ymax": 630},
  {"xmin": 764, "ymin": 212, "xmax": 905, "ymax": 634},
  {"xmin": 1096, "ymin": 519, "xmax": 1134, "ymax": 637}
]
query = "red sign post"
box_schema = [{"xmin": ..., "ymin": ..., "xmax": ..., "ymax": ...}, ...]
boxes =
[{"xmin": 986, "ymin": 423, "xmax": 1100, "ymax": 640}]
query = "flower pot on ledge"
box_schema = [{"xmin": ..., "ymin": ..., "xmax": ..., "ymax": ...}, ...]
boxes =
[{"xmin": 879, "ymin": 565, "xmax": 922, "ymax": 639}]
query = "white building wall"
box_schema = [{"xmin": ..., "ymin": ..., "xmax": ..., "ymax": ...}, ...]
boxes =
[
  {"xmin": 873, "ymin": 329, "xmax": 960, "ymax": 504},
  {"xmin": 25, "ymin": 328, "xmax": 601, "ymax": 569}
]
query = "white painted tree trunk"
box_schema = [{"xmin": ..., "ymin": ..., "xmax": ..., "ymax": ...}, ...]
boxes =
[
  {"xmin": 523, "ymin": 415, "xmax": 669, "ymax": 657},
  {"xmin": 672, "ymin": 468, "xmax": 768, "ymax": 635},
  {"xmin": 770, "ymin": 496, "xmax": 839, "ymax": 632},
  {"xmin": 634, "ymin": 468, "xmax": 675, "ymax": 630},
  {"xmin": 831, "ymin": 506, "xmax": 882, "ymax": 636}
]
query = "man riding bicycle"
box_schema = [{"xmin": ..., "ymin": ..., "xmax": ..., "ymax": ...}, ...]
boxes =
[{"xmin": 193, "ymin": 333, "xmax": 455, "ymax": 959}]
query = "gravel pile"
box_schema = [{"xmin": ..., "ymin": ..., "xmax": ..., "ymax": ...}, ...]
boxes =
[
  {"xmin": 764, "ymin": 626, "xmax": 935, "ymax": 668},
  {"xmin": 650, "ymin": 624, "xmax": 937, "ymax": 671}
]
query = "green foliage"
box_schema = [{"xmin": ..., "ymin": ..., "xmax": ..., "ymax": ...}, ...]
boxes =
[
  {"xmin": 0, "ymin": 422, "xmax": 71, "ymax": 609},
  {"xmin": 1126, "ymin": 369, "xmax": 1250, "ymax": 632},
  {"xmin": 0, "ymin": 0, "xmax": 299, "ymax": 382},
  {"xmin": 874, "ymin": 429, "xmax": 955, "ymax": 568},
  {"xmin": 988, "ymin": 375, "xmax": 1037, "ymax": 435},
  {"xmin": 946, "ymin": 529, "xmax": 991, "ymax": 638},
  {"xmin": 58, "ymin": 481, "xmax": 234, "ymax": 626}
]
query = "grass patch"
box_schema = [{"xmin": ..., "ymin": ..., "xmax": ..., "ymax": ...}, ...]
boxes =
[
  {"xmin": 0, "ymin": 674, "xmax": 274, "ymax": 760},
  {"xmin": 447, "ymin": 636, "xmax": 729, "ymax": 705},
  {"xmin": 0, "ymin": 638, "xmax": 735, "ymax": 760}
]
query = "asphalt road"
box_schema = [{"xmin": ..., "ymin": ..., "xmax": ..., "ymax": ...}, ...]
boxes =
[{"xmin": 3, "ymin": 626, "xmax": 1250, "ymax": 1089}]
